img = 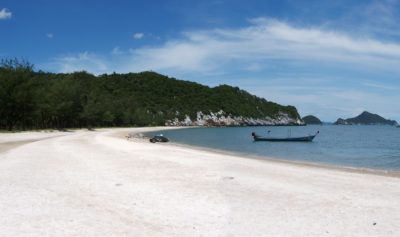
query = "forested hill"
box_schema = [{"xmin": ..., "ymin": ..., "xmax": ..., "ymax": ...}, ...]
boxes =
[{"xmin": 0, "ymin": 60, "xmax": 302, "ymax": 130}]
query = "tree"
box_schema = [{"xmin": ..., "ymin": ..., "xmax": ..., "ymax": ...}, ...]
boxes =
[{"xmin": 0, "ymin": 59, "xmax": 302, "ymax": 130}]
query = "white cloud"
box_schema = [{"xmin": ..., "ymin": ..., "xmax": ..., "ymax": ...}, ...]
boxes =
[
  {"xmin": 46, "ymin": 33, "xmax": 54, "ymax": 38},
  {"xmin": 51, "ymin": 52, "xmax": 109, "ymax": 74},
  {"xmin": 123, "ymin": 18, "xmax": 400, "ymax": 73},
  {"xmin": 133, "ymin": 32, "xmax": 144, "ymax": 39},
  {"xmin": 0, "ymin": 8, "xmax": 12, "ymax": 20},
  {"xmin": 49, "ymin": 18, "xmax": 400, "ymax": 74}
]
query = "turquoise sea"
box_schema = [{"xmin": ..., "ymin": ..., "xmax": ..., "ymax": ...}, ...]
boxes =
[{"xmin": 146, "ymin": 125, "xmax": 400, "ymax": 171}]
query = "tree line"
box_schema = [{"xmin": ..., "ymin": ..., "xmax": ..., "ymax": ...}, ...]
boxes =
[{"xmin": 0, "ymin": 59, "xmax": 300, "ymax": 131}]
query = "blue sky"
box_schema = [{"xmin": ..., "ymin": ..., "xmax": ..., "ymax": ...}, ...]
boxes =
[{"xmin": 1, "ymin": 0, "xmax": 400, "ymax": 122}]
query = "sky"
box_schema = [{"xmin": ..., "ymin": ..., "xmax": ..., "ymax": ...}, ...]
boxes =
[{"xmin": 1, "ymin": 0, "xmax": 400, "ymax": 122}]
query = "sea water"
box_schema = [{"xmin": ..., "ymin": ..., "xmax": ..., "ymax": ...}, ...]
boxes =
[{"xmin": 146, "ymin": 125, "xmax": 400, "ymax": 171}]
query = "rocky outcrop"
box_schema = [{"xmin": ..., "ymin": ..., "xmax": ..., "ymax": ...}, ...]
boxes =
[{"xmin": 165, "ymin": 110, "xmax": 304, "ymax": 126}]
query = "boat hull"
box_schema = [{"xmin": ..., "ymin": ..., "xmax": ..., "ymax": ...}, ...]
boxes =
[
  {"xmin": 253, "ymin": 135, "xmax": 316, "ymax": 142},
  {"xmin": 251, "ymin": 131, "xmax": 319, "ymax": 142}
]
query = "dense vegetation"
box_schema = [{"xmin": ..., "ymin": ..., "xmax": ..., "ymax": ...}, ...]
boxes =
[
  {"xmin": 302, "ymin": 115, "xmax": 322, "ymax": 125},
  {"xmin": 0, "ymin": 59, "xmax": 300, "ymax": 131}
]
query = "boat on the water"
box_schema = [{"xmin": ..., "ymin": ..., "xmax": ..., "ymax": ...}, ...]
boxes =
[{"xmin": 251, "ymin": 131, "xmax": 319, "ymax": 142}]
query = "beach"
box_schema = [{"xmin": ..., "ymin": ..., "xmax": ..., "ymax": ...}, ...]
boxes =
[{"xmin": 0, "ymin": 127, "xmax": 399, "ymax": 237}]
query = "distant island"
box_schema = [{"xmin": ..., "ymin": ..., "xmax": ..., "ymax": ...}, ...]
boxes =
[
  {"xmin": 0, "ymin": 59, "xmax": 303, "ymax": 131},
  {"xmin": 302, "ymin": 115, "xmax": 322, "ymax": 125},
  {"xmin": 334, "ymin": 111, "xmax": 398, "ymax": 126}
]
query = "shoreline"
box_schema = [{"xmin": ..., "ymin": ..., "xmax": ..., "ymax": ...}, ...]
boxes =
[
  {"xmin": 1, "ymin": 126, "xmax": 399, "ymax": 178},
  {"xmin": 121, "ymin": 126, "xmax": 400, "ymax": 178}
]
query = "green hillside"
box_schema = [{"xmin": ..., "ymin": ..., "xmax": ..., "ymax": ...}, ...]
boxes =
[
  {"xmin": 0, "ymin": 59, "xmax": 301, "ymax": 130},
  {"xmin": 302, "ymin": 115, "xmax": 322, "ymax": 125}
]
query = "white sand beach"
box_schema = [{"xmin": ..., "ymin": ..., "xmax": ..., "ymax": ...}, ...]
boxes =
[{"xmin": 0, "ymin": 127, "xmax": 399, "ymax": 237}]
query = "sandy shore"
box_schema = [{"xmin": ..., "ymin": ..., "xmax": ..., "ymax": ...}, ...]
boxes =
[
  {"xmin": 0, "ymin": 128, "xmax": 399, "ymax": 237},
  {"xmin": 0, "ymin": 131, "xmax": 67, "ymax": 154}
]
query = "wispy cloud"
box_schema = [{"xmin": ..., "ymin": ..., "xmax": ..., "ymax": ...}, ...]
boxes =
[
  {"xmin": 126, "ymin": 17, "xmax": 400, "ymax": 73},
  {"xmin": 133, "ymin": 32, "xmax": 144, "ymax": 40},
  {"xmin": 46, "ymin": 33, "xmax": 54, "ymax": 39},
  {"xmin": 111, "ymin": 46, "xmax": 123, "ymax": 55},
  {"xmin": 363, "ymin": 82, "xmax": 400, "ymax": 91},
  {"xmin": 360, "ymin": 0, "xmax": 400, "ymax": 36},
  {"xmin": 50, "ymin": 52, "xmax": 109, "ymax": 74},
  {"xmin": 49, "ymin": 18, "xmax": 400, "ymax": 74},
  {"xmin": 0, "ymin": 8, "xmax": 12, "ymax": 20}
]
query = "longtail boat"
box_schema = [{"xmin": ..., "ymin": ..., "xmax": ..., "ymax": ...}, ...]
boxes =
[{"xmin": 251, "ymin": 131, "xmax": 319, "ymax": 142}]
